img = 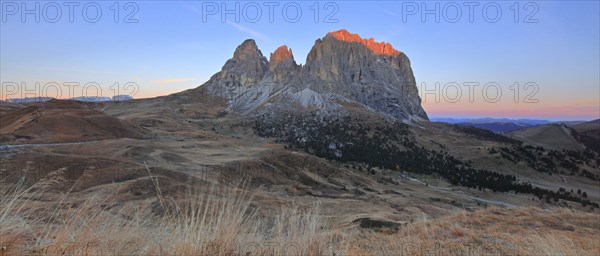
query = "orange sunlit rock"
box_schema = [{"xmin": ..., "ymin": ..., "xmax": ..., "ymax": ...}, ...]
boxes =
[
  {"xmin": 327, "ymin": 29, "xmax": 400, "ymax": 56},
  {"xmin": 269, "ymin": 45, "xmax": 294, "ymax": 66}
]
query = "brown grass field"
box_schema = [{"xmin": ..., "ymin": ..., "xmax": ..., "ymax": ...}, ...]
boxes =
[{"xmin": 2, "ymin": 173, "xmax": 599, "ymax": 256}]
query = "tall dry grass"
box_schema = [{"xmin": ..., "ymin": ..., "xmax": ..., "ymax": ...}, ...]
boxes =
[
  {"xmin": 0, "ymin": 169, "xmax": 330, "ymax": 255},
  {"xmin": 340, "ymin": 207, "xmax": 600, "ymax": 256},
  {"xmin": 1, "ymin": 171, "xmax": 599, "ymax": 255}
]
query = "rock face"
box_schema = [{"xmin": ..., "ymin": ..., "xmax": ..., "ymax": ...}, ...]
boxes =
[
  {"xmin": 202, "ymin": 29, "xmax": 428, "ymax": 121},
  {"xmin": 268, "ymin": 45, "xmax": 300, "ymax": 83},
  {"xmin": 326, "ymin": 29, "xmax": 399, "ymax": 56},
  {"xmin": 210, "ymin": 39, "xmax": 268, "ymax": 93},
  {"xmin": 269, "ymin": 45, "xmax": 295, "ymax": 70}
]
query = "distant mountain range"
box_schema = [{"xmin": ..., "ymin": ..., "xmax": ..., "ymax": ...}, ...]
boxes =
[
  {"xmin": 430, "ymin": 117, "xmax": 552, "ymax": 125},
  {"xmin": 2, "ymin": 95, "xmax": 133, "ymax": 103},
  {"xmin": 430, "ymin": 117, "xmax": 591, "ymax": 133}
]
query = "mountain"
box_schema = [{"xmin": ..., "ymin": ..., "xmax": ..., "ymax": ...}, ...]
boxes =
[
  {"xmin": 456, "ymin": 122, "xmax": 535, "ymax": 133},
  {"xmin": 2, "ymin": 30, "xmax": 599, "ymax": 256},
  {"xmin": 430, "ymin": 118, "xmax": 554, "ymax": 132},
  {"xmin": 3, "ymin": 95, "xmax": 133, "ymax": 103},
  {"xmin": 201, "ymin": 29, "xmax": 427, "ymax": 121},
  {"xmin": 69, "ymin": 96, "xmax": 112, "ymax": 102},
  {"xmin": 5, "ymin": 97, "xmax": 54, "ymax": 103},
  {"xmin": 431, "ymin": 117, "xmax": 552, "ymax": 126},
  {"xmin": 112, "ymin": 95, "xmax": 134, "ymax": 101}
]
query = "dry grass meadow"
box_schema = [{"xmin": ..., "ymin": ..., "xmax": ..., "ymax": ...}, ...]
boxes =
[{"xmin": 2, "ymin": 172, "xmax": 599, "ymax": 256}]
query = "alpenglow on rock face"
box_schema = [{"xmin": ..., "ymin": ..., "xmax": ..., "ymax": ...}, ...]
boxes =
[{"xmin": 202, "ymin": 29, "xmax": 428, "ymax": 120}]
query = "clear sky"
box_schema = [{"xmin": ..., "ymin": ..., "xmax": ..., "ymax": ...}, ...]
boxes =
[{"xmin": 1, "ymin": 1, "xmax": 599, "ymax": 120}]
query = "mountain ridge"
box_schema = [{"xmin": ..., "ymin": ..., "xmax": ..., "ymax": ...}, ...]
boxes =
[
  {"xmin": 199, "ymin": 29, "xmax": 428, "ymax": 121},
  {"xmin": 326, "ymin": 29, "xmax": 400, "ymax": 56}
]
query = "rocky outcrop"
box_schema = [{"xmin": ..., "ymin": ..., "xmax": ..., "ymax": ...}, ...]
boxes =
[
  {"xmin": 327, "ymin": 29, "xmax": 400, "ymax": 56},
  {"xmin": 269, "ymin": 45, "xmax": 295, "ymax": 70},
  {"xmin": 303, "ymin": 30, "xmax": 426, "ymax": 120},
  {"xmin": 200, "ymin": 30, "xmax": 428, "ymax": 121},
  {"xmin": 268, "ymin": 45, "xmax": 300, "ymax": 83},
  {"xmin": 208, "ymin": 39, "xmax": 268, "ymax": 93}
]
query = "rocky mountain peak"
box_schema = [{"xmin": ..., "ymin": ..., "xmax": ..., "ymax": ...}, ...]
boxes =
[
  {"xmin": 201, "ymin": 30, "xmax": 428, "ymax": 121},
  {"xmin": 270, "ymin": 45, "xmax": 294, "ymax": 65},
  {"xmin": 233, "ymin": 39, "xmax": 266, "ymax": 61},
  {"xmin": 326, "ymin": 29, "xmax": 400, "ymax": 56},
  {"xmin": 269, "ymin": 45, "xmax": 297, "ymax": 73},
  {"xmin": 210, "ymin": 39, "xmax": 268, "ymax": 92}
]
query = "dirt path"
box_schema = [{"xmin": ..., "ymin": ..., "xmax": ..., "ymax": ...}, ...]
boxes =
[
  {"xmin": 401, "ymin": 173, "xmax": 517, "ymax": 208},
  {"xmin": 0, "ymin": 141, "xmax": 95, "ymax": 149}
]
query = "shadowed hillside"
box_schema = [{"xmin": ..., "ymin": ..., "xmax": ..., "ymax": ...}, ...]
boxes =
[{"xmin": 0, "ymin": 100, "xmax": 146, "ymax": 144}]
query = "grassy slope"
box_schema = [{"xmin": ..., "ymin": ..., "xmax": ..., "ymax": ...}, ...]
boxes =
[
  {"xmin": 2, "ymin": 177, "xmax": 598, "ymax": 256},
  {"xmin": 509, "ymin": 124, "xmax": 585, "ymax": 151}
]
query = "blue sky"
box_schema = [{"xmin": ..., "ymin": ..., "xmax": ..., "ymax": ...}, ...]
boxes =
[{"xmin": 1, "ymin": 1, "xmax": 599, "ymax": 120}]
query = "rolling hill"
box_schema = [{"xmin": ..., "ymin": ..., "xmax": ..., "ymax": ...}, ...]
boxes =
[{"xmin": 0, "ymin": 100, "xmax": 146, "ymax": 144}]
